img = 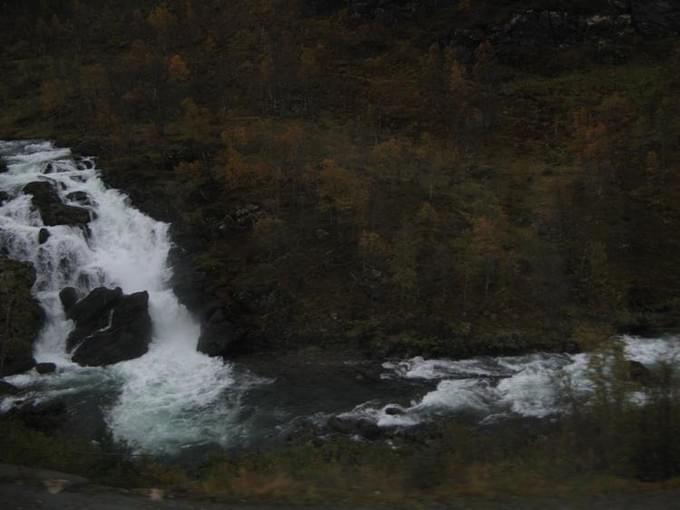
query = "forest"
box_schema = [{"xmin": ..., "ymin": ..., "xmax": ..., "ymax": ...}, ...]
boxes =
[
  {"xmin": 1, "ymin": 0, "xmax": 680, "ymax": 505},
  {"xmin": 1, "ymin": 0, "xmax": 679, "ymax": 357}
]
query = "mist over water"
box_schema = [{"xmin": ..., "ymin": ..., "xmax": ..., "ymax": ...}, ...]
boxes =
[{"xmin": 1, "ymin": 140, "xmax": 679, "ymax": 457}]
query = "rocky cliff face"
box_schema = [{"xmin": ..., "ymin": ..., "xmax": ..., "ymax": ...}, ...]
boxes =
[
  {"xmin": 342, "ymin": 0, "xmax": 680, "ymax": 38},
  {"xmin": 0, "ymin": 257, "xmax": 43, "ymax": 376}
]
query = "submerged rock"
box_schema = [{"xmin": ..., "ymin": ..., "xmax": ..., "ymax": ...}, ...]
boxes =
[
  {"xmin": 0, "ymin": 191, "xmax": 9, "ymax": 204},
  {"xmin": 0, "ymin": 257, "xmax": 43, "ymax": 377},
  {"xmin": 0, "ymin": 160, "xmax": 7, "ymax": 173},
  {"xmin": 23, "ymin": 181, "xmax": 90, "ymax": 226},
  {"xmin": 69, "ymin": 288, "xmax": 152, "ymax": 366},
  {"xmin": 35, "ymin": 362, "xmax": 57, "ymax": 374},
  {"xmin": 327, "ymin": 415, "xmax": 383, "ymax": 440}
]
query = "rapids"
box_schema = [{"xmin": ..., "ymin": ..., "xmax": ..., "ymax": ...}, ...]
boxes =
[{"xmin": 1, "ymin": 140, "xmax": 679, "ymax": 457}]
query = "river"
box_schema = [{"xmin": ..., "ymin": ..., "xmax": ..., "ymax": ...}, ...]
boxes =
[{"xmin": 1, "ymin": 140, "xmax": 678, "ymax": 460}]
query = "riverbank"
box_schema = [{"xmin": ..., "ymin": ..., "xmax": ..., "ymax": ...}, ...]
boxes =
[{"xmin": 4, "ymin": 463, "xmax": 680, "ymax": 510}]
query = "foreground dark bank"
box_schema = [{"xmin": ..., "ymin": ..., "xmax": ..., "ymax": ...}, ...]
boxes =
[{"xmin": 2, "ymin": 0, "xmax": 680, "ymax": 506}]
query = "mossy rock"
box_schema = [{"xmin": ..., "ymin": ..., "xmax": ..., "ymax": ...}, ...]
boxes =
[{"xmin": 0, "ymin": 257, "xmax": 43, "ymax": 376}]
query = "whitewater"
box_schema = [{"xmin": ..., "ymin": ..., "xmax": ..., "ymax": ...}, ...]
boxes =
[
  {"xmin": 0, "ymin": 140, "xmax": 243, "ymax": 454},
  {"xmin": 1, "ymin": 140, "xmax": 679, "ymax": 456}
]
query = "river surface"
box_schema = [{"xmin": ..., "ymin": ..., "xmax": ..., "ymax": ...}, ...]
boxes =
[{"xmin": 1, "ymin": 141, "xmax": 679, "ymax": 460}]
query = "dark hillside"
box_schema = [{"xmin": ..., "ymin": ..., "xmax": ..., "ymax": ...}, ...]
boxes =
[{"xmin": 1, "ymin": 0, "xmax": 679, "ymax": 358}]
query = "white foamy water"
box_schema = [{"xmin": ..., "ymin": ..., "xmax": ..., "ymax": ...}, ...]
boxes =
[
  {"xmin": 0, "ymin": 141, "xmax": 242, "ymax": 454},
  {"xmin": 342, "ymin": 336, "xmax": 680, "ymax": 428}
]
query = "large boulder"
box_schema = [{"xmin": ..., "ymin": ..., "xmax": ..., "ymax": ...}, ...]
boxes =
[
  {"xmin": 22, "ymin": 181, "xmax": 90, "ymax": 226},
  {"xmin": 65, "ymin": 288, "xmax": 152, "ymax": 366},
  {"xmin": 58, "ymin": 287, "xmax": 79, "ymax": 315},
  {"xmin": 0, "ymin": 257, "xmax": 43, "ymax": 377}
]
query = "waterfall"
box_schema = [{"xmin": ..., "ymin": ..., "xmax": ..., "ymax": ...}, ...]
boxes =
[{"xmin": 0, "ymin": 141, "xmax": 242, "ymax": 454}]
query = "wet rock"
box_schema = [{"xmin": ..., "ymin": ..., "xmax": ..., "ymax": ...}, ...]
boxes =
[
  {"xmin": 0, "ymin": 257, "xmax": 42, "ymax": 377},
  {"xmin": 35, "ymin": 362, "xmax": 57, "ymax": 374},
  {"xmin": 12, "ymin": 399, "xmax": 67, "ymax": 432},
  {"xmin": 71, "ymin": 291, "xmax": 152, "ymax": 366},
  {"xmin": 327, "ymin": 416, "xmax": 382, "ymax": 440},
  {"xmin": 0, "ymin": 380, "xmax": 19, "ymax": 395},
  {"xmin": 0, "ymin": 191, "xmax": 9, "ymax": 204},
  {"xmin": 66, "ymin": 191, "xmax": 94, "ymax": 207},
  {"xmin": 197, "ymin": 315, "xmax": 244, "ymax": 357},
  {"xmin": 23, "ymin": 181, "xmax": 90, "ymax": 226},
  {"xmin": 38, "ymin": 228, "xmax": 50, "ymax": 244},
  {"xmin": 0, "ymin": 159, "xmax": 7, "ymax": 173},
  {"xmin": 384, "ymin": 405, "xmax": 405, "ymax": 416},
  {"xmin": 67, "ymin": 287, "xmax": 122, "ymax": 327},
  {"xmin": 629, "ymin": 360, "xmax": 651, "ymax": 384},
  {"xmin": 59, "ymin": 287, "xmax": 79, "ymax": 314}
]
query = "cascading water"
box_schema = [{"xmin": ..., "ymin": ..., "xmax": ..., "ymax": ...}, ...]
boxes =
[
  {"xmin": 2, "ymin": 140, "xmax": 680, "ymax": 456},
  {"xmin": 0, "ymin": 141, "xmax": 244, "ymax": 454}
]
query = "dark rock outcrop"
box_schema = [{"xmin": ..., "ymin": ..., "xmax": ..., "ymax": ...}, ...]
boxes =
[
  {"xmin": 0, "ymin": 191, "xmax": 9, "ymax": 205},
  {"xmin": 197, "ymin": 312, "xmax": 244, "ymax": 357},
  {"xmin": 66, "ymin": 288, "xmax": 152, "ymax": 366},
  {"xmin": 22, "ymin": 181, "xmax": 90, "ymax": 226},
  {"xmin": 59, "ymin": 287, "xmax": 79, "ymax": 314},
  {"xmin": 0, "ymin": 380, "xmax": 19, "ymax": 395},
  {"xmin": 11, "ymin": 399, "xmax": 67, "ymax": 432},
  {"xmin": 35, "ymin": 362, "xmax": 57, "ymax": 374},
  {"xmin": 0, "ymin": 159, "xmax": 7, "ymax": 173},
  {"xmin": 67, "ymin": 287, "xmax": 122, "ymax": 328},
  {"xmin": 0, "ymin": 257, "xmax": 43, "ymax": 377}
]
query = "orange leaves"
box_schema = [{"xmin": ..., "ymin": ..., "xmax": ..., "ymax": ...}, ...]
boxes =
[
  {"xmin": 147, "ymin": 4, "xmax": 175, "ymax": 36},
  {"xmin": 168, "ymin": 54, "xmax": 190, "ymax": 82},
  {"xmin": 471, "ymin": 216, "xmax": 502, "ymax": 260},
  {"xmin": 318, "ymin": 159, "xmax": 369, "ymax": 221}
]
